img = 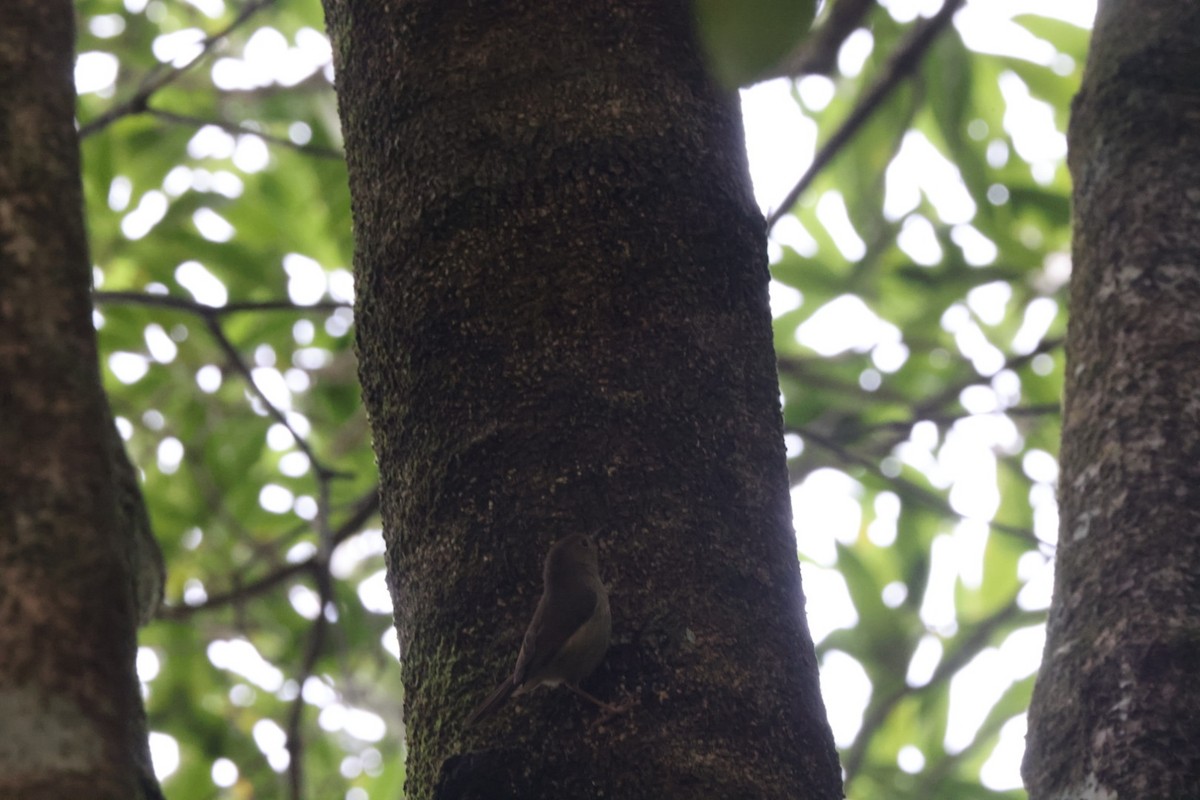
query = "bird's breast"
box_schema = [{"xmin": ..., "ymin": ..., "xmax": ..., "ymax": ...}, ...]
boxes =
[{"xmin": 550, "ymin": 590, "xmax": 612, "ymax": 685}]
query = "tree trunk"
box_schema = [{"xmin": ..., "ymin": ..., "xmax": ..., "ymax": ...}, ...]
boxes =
[
  {"xmin": 321, "ymin": 1, "xmax": 842, "ymax": 797},
  {"xmin": 1024, "ymin": 2, "xmax": 1200, "ymax": 797},
  {"xmin": 0, "ymin": 3, "xmax": 161, "ymax": 798}
]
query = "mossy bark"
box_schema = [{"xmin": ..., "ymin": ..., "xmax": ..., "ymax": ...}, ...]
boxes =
[
  {"xmin": 0, "ymin": 3, "xmax": 160, "ymax": 798},
  {"xmin": 1024, "ymin": 2, "xmax": 1200, "ymax": 797},
  {"xmin": 323, "ymin": 1, "xmax": 842, "ymax": 797}
]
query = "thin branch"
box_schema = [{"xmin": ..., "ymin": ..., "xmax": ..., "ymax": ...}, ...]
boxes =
[
  {"xmin": 202, "ymin": 314, "xmax": 339, "ymax": 481},
  {"xmin": 96, "ymin": 287, "xmax": 350, "ymax": 479},
  {"xmin": 284, "ymin": 559, "xmax": 332, "ymax": 800},
  {"xmin": 94, "ymin": 290, "xmax": 350, "ymax": 316},
  {"xmin": 777, "ymin": 355, "xmax": 911, "ymax": 404},
  {"xmin": 796, "ymin": 425, "xmax": 1048, "ymax": 547},
  {"xmin": 147, "ymin": 107, "xmax": 344, "ymax": 159},
  {"xmin": 841, "ymin": 598, "xmax": 1027, "ymax": 783},
  {"xmin": 778, "ymin": 335, "xmax": 1063, "ymax": 462},
  {"xmin": 768, "ymin": 0, "xmax": 877, "ymax": 79},
  {"xmin": 869, "ymin": 337, "xmax": 1064, "ymax": 454},
  {"xmin": 766, "ymin": 0, "xmax": 965, "ymax": 228},
  {"xmin": 80, "ymin": 0, "xmax": 277, "ymax": 138},
  {"xmin": 911, "ymin": 338, "xmax": 1063, "ymax": 424},
  {"xmin": 862, "ymin": 402, "xmax": 1061, "ymax": 438},
  {"xmin": 213, "ymin": 68, "xmax": 332, "ymax": 98},
  {"xmin": 285, "ymin": 435, "xmax": 341, "ymax": 800},
  {"xmin": 159, "ymin": 487, "xmax": 378, "ymax": 620},
  {"xmin": 161, "ymin": 562, "xmax": 312, "ymax": 622}
]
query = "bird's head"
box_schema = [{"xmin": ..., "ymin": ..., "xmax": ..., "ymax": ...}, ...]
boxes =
[{"xmin": 544, "ymin": 533, "xmax": 600, "ymax": 579}]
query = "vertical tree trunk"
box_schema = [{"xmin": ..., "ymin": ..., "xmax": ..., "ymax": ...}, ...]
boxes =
[
  {"xmin": 1024, "ymin": 2, "xmax": 1200, "ymax": 797},
  {"xmin": 0, "ymin": 2, "xmax": 160, "ymax": 799},
  {"xmin": 322, "ymin": 1, "xmax": 842, "ymax": 797}
]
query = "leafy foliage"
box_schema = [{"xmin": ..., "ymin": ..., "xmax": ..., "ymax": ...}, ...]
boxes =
[
  {"xmin": 761, "ymin": 3, "xmax": 1081, "ymax": 797},
  {"xmin": 72, "ymin": 0, "xmax": 1085, "ymax": 797}
]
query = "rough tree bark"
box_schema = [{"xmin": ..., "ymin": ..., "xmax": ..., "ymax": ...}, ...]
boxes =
[
  {"xmin": 0, "ymin": 3, "xmax": 161, "ymax": 798},
  {"xmin": 1024, "ymin": 2, "xmax": 1200, "ymax": 797},
  {"xmin": 321, "ymin": 1, "xmax": 842, "ymax": 798}
]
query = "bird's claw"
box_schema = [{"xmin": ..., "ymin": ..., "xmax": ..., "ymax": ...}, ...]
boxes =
[{"xmin": 589, "ymin": 694, "xmax": 635, "ymax": 728}]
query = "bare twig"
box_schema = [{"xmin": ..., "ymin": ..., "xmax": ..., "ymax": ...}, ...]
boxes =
[
  {"xmin": 94, "ymin": 290, "xmax": 350, "ymax": 316},
  {"xmin": 910, "ymin": 338, "xmax": 1062, "ymax": 425},
  {"xmin": 862, "ymin": 402, "xmax": 1061, "ymax": 438},
  {"xmin": 767, "ymin": 0, "xmax": 966, "ymax": 228},
  {"xmin": 796, "ymin": 425, "xmax": 1047, "ymax": 547},
  {"xmin": 284, "ymin": 563, "xmax": 332, "ymax": 800},
  {"xmin": 159, "ymin": 487, "xmax": 378, "ymax": 620},
  {"xmin": 201, "ymin": 314, "xmax": 340, "ymax": 481},
  {"xmin": 285, "ymin": 433, "xmax": 343, "ymax": 800},
  {"xmin": 80, "ymin": 0, "xmax": 277, "ymax": 138},
  {"xmin": 840, "ymin": 598, "xmax": 1029, "ymax": 783},
  {"xmin": 777, "ymin": 355, "xmax": 911, "ymax": 403},
  {"xmin": 147, "ymin": 107, "xmax": 344, "ymax": 159},
  {"xmin": 213, "ymin": 68, "xmax": 332, "ymax": 99},
  {"xmin": 868, "ymin": 338, "xmax": 1063, "ymax": 454},
  {"xmin": 161, "ymin": 561, "xmax": 312, "ymax": 621},
  {"xmin": 768, "ymin": 0, "xmax": 877, "ymax": 79},
  {"xmin": 95, "ymin": 288, "xmax": 351, "ymax": 479}
]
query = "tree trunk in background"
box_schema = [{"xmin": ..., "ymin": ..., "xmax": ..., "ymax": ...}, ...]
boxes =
[
  {"xmin": 322, "ymin": 1, "xmax": 842, "ymax": 797},
  {"xmin": 0, "ymin": 3, "xmax": 161, "ymax": 799},
  {"xmin": 1024, "ymin": 2, "xmax": 1200, "ymax": 797}
]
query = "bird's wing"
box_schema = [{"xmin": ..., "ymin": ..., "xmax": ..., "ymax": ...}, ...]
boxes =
[{"xmin": 512, "ymin": 581, "xmax": 599, "ymax": 686}]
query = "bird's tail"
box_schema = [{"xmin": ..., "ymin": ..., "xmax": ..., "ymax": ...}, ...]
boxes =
[{"xmin": 465, "ymin": 677, "xmax": 517, "ymax": 726}]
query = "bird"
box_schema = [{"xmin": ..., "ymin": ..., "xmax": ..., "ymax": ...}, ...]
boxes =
[{"xmin": 466, "ymin": 533, "xmax": 620, "ymax": 725}]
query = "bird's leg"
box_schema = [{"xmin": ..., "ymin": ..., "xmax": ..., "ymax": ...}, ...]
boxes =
[
  {"xmin": 566, "ymin": 684, "xmax": 611, "ymax": 710},
  {"xmin": 566, "ymin": 684, "xmax": 635, "ymax": 724}
]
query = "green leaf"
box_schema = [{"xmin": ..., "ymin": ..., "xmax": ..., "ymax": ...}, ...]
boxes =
[
  {"xmin": 1012, "ymin": 14, "xmax": 1092, "ymax": 62},
  {"xmin": 693, "ymin": 0, "xmax": 816, "ymax": 86}
]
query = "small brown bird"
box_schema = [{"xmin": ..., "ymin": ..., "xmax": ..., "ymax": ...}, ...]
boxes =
[{"xmin": 467, "ymin": 533, "xmax": 617, "ymax": 725}]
